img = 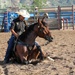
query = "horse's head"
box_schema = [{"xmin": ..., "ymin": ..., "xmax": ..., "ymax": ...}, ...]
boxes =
[{"xmin": 34, "ymin": 18, "xmax": 53, "ymax": 42}]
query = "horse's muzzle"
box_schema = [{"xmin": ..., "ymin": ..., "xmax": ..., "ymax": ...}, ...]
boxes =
[{"xmin": 45, "ymin": 36, "xmax": 53, "ymax": 42}]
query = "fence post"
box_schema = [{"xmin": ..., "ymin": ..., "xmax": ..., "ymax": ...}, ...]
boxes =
[
  {"xmin": 58, "ymin": 6, "xmax": 61, "ymax": 30},
  {"xmin": 66, "ymin": 19, "xmax": 68, "ymax": 29},
  {"xmin": 61, "ymin": 18, "xmax": 64, "ymax": 30}
]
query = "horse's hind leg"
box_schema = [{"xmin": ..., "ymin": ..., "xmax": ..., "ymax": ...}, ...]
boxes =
[
  {"xmin": 27, "ymin": 48, "xmax": 40, "ymax": 60},
  {"xmin": 28, "ymin": 45, "xmax": 45, "ymax": 60},
  {"xmin": 16, "ymin": 45, "xmax": 28, "ymax": 63},
  {"xmin": 32, "ymin": 49, "xmax": 40, "ymax": 59}
]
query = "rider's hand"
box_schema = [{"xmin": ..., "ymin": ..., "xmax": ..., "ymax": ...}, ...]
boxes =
[
  {"xmin": 11, "ymin": 29, "xmax": 19, "ymax": 38},
  {"xmin": 15, "ymin": 34, "xmax": 19, "ymax": 39}
]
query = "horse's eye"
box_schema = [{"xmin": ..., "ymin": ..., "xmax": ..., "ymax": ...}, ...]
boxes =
[{"xmin": 38, "ymin": 26, "xmax": 40, "ymax": 28}]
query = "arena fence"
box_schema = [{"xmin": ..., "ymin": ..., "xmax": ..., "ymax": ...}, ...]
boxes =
[
  {"xmin": 0, "ymin": 5, "xmax": 75, "ymax": 32},
  {"xmin": 39, "ymin": 5, "xmax": 75, "ymax": 30}
]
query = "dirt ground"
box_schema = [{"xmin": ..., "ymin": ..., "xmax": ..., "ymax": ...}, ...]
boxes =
[{"xmin": 0, "ymin": 30, "xmax": 75, "ymax": 75}]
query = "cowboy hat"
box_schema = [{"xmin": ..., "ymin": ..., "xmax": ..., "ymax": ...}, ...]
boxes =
[{"xmin": 16, "ymin": 9, "xmax": 30, "ymax": 18}]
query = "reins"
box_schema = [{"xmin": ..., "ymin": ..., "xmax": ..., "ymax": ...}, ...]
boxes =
[{"xmin": 41, "ymin": 41, "xmax": 50, "ymax": 46}]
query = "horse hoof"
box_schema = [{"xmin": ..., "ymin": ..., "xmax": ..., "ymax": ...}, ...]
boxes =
[
  {"xmin": 22, "ymin": 60, "xmax": 29, "ymax": 65},
  {"xmin": 51, "ymin": 36, "xmax": 53, "ymax": 39},
  {"xmin": 40, "ymin": 56, "xmax": 44, "ymax": 60}
]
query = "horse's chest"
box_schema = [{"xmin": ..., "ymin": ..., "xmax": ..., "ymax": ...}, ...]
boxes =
[{"xmin": 25, "ymin": 32, "xmax": 36, "ymax": 45}]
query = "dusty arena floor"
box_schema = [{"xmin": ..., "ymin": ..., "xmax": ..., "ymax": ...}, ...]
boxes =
[{"xmin": 0, "ymin": 30, "xmax": 75, "ymax": 75}]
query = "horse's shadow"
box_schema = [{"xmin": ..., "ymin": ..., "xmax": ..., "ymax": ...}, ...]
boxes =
[
  {"xmin": 0, "ymin": 59, "xmax": 40, "ymax": 66},
  {"xmin": 0, "ymin": 60, "xmax": 9, "ymax": 75},
  {"xmin": 0, "ymin": 60, "xmax": 15, "ymax": 65}
]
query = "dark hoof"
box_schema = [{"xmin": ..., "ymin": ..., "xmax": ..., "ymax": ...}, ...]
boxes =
[
  {"xmin": 40, "ymin": 56, "xmax": 44, "ymax": 60},
  {"xmin": 51, "ymin": 36, "xmax": 53, "ymax": 39}
]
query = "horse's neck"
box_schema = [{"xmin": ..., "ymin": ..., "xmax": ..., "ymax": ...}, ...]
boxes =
[{"xmin": 24, "ymin": 31, "xmax": 37, "ymax": 45}]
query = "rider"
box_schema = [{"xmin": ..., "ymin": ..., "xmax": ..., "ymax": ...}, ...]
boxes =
[
  {"xmin": 4, "ymin": 9, "xmax": 30, "ymax": 63},
  {"xmin": 4, "ymin": 9, "xmax": 43, "ymax": 63}
]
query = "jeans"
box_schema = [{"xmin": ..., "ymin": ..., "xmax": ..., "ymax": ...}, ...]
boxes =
[
  {"xmin": 35, "ymin": 41, "xmax": 40, "ymax": 46},
  {"xmin": 4, "ymin": 35, "xmax": 15, "ymax": 62},
  {"xmin": 35, "ymin": 41, "xmax": 43, "ymax": 60}
]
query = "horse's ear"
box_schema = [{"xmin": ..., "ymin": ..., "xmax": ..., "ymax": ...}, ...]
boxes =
[
  {"xmin": 38, "ymin": 18, "xmax": 43, "ymax": 27},
  {"xmin": 38, "ymin": 18, "xmax": 41, "ymax": 23}
]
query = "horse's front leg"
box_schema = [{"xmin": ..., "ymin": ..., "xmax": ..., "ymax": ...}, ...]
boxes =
[
  {"xmin": 27, "ymin": 45, "xmax": 40, "ymax": 60},
  {"xmin": 16, "ymin": 45, "xmax": 28, "ymax": 63}
]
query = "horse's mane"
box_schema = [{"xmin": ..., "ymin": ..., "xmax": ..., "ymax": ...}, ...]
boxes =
[{"xmin": 19, "ymin": 23, "xmax": 38, "ymax": 41}]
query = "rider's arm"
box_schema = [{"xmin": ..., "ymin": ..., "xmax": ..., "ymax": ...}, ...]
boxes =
[
  {"xmin": 11, "ymin": 29, "xmax": 19, "ymax": 38},
  {"xmin": 10, "ymin": 21, "xmax": 19, "ymax": 38}
]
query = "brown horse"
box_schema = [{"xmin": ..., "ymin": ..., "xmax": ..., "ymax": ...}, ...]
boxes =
[{"xmin": 14, "ymin": 18, "xmax": 53, "ymax": 64}]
